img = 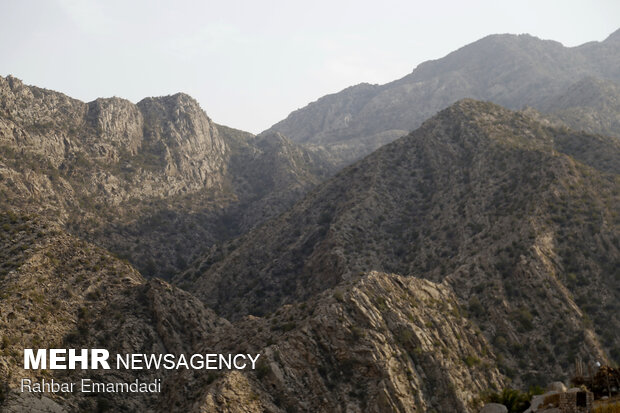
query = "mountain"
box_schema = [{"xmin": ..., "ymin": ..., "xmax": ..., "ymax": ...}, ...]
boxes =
[
  {"xmin": 537, "ymin": 76, "xmax": 620, "ymax": 138},
  {"xmin": 0, "ymin": 207, "xmax": 229, "ymax": 412},
  {"xmin": 179, "ymin": 100, "xmax": 620, "ymax": 389},
  {"xmin": 0, "ymin": 75, "xmax": 335, "ymax": 279},
  {"xmin": 265, "ymin": 30, "xmax": 620, "ymax": 166},
  {"xmin": 0, "ymin": 208, "xmax": 503, "ymax": 412},
  {"xmin": 0, "ymin": 76, "xmax": 515, "ymax": 412},
  {"xmin": 195, "ymin": 271, "xmax": 504, "ymax": 413},
  {"xmin": 2, "ymin": 29, "xmax": 620, "ymax": 412}
]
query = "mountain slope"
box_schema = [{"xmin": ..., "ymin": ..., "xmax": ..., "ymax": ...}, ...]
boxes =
[
  {"xmin": 537, "ymin": 76, "xmax": 620, "ymax": 138},
  {"xmin": 0, "ymin": 75, "xmax": 335, "ymax": 279},
  {"xmin": 180, "ymin": 100, "xmax": 620, "ymax": 387},
  {"xmin": 0, "ymin": 208, "xmax": 224, "ymax": 412},
  {"xmin": 0, "ymin": 208, "xmax": 503, "ymax": 412},
  {"xmin": 265, "ymin": 30, "xmax": 620, "ymax": 165},
  {"xmin": 193, "ymin": 271, "xmax": 503, "ymax": 413}
]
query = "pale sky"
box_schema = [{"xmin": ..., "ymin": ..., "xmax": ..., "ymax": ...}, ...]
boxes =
[{"xmin": 1, "ymin": 0, "xmax": 618, "ymax": 133}]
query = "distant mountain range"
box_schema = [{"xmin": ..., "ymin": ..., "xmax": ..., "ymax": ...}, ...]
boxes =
[
  {"xmin": 266, "ymin": 29, "xmax": 620, "ymax": 166},
  {"xmin": 1, "ymin": 28, "xmax": 619, "ymax": 413}
]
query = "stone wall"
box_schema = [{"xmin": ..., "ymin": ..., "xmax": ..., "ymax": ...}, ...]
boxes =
[{"xmin": 557, "ymin": 391, "xmax": 592, "ymax": 413}]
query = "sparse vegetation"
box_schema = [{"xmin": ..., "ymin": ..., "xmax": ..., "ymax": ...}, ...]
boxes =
[
  {"xmin": 482, "ymin": 387, "xmax": 543, "ymax": 413},
  {"xmin": 593, "ymin": 402, "xmax": 620, "ymax": 413},
  {"xmin": 1, "ymin": 55, "xmax": 619, "ymax": 412}
]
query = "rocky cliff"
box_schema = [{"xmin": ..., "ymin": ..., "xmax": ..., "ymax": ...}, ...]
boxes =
[
  {"xmin": 0, "ymin": 75, "xmax": 334, "ymax": 279},
  {"xmin": 189, "ymin": 271, "xmax": 504, "ymax": 413}
]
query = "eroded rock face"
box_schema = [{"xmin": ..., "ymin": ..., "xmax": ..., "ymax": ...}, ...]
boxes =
[
  {"xmin": 0, "ymin": 76, "xmax": 334, "ymax": 279},
  {"xmin": 0, "ymin": 75, "xmax": 228, "ymax": 202},
  {"xmin": 165, "ymin": 271, "xmax": 503, "ymax": 413},
  {"xmin": 137, "ymin": 93, "xmax": 227, "ymax": 189},
  {"xmin": 85, "ymin": 97, "xmax": 144, "ymax": 159},
  {"xmin": 0, "ymin": 211, "xmax": 500, "ymax": 412},
  {"xmin": 255, "ymin": 272, "xmax": 503, "ymax": 413},
  {"xmin": 0, "ymin": 76, "xmax": 230, "ymax": 280},
  {"xmin": 2, "ymin": 393, "xmax": 67, "ymax": 413}
]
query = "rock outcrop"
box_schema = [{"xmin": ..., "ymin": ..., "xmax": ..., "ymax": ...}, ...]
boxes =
[
  {"xmin": 0, "ymin": 75, "xmax": 335, "ymax": 279},
  {"xmin": 0, "ymin": 208, "xmax": 502, "ymax": 412}
]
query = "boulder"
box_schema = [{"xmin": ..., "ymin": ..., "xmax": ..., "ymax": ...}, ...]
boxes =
[
  {"xmin": 524, "ymin": 391, "xmax": 559, "ymax": 412},
  {"xmin": 480, "ymin": 403, "xmax": 508, "ymax": 413},
  {"xmin": 546, "ymin": 382, "xmax": 567, "ymax": 393}
]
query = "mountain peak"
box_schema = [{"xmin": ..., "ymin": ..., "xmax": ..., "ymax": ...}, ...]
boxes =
[
  {"xmin": 604, "ymin": 27, "xmax": 620, "ymax": 43},
  {"xmin": 436, "ymin": 99, "xmax": 516, "ymax": 125},
  {"xmin": 138, "ymin": 92, "xmax": 203, "ymax": 114},
  {"xmin": 2, "ymin": 74, "xmax": 23, "ymax": 89},
  {"xmin": 409, "ymin": 99, "xmax": 557, "ymax": 154},
  {"xmin": 444, "ymin": 98, "xmax": 496, "ymax": 113}
]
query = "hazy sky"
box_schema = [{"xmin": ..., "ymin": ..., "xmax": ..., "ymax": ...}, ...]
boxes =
[{"xmin": 1, "ymin": 0, "xmax": 618, "ymax": 133}]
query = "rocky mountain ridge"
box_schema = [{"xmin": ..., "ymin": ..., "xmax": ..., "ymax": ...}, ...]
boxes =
[
  {"xmin": 0, "ymin": 75, "xmax": 335, "ymax": 279},
  {"xmin": 1, "ymin": 76, "xmax": 227, "ymax": 196},
  {"xmin": 265, "ymin": 30, "xmax": 620, "ymax": 166},
  {"xmin": 181, "ymin": 100, "xmax": 620, "ymax": 390},
  {"xmin": 0, "ymin": 207, "xmax": 504, "ymax": 412},
  {"xmin": 1, "ymin": 28, "xmax": 619, "ymax": 413}
]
